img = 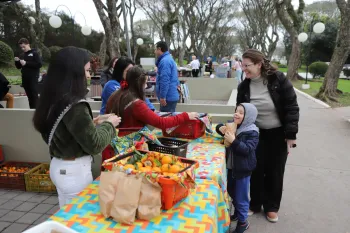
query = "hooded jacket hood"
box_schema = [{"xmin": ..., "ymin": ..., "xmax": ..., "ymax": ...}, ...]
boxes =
[{"xmin": 236, "ymin": 103, "xmax": 259, "ymax": 136}]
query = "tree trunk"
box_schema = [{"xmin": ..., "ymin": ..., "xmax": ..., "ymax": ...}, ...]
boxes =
[
  {"xmin": 316, "ymin": 0, "xmax": 350, "ymax": 102},
  {"xmin": 286, "ymin": 36, "xmax": 301, "ymax": 81},
  {"xmin": 99, "ymin": 35, "xmax": 107, "ymax": 66}
]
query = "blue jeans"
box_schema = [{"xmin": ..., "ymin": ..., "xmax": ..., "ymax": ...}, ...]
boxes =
[
  {"xmin": 227, "ymin": 169, "xmax": 250, "ymax": 222},
  {"xmin": 160, "ymin": 100, "xmax": 178, "ymax": 113}
]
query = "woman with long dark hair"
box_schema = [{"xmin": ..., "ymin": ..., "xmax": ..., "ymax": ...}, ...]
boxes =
[
  {"xmin": 236, "ymin": 49, "xmax": 299, "ymax": 223},
  {"xmin": 106, "ymin": 66, "xmax": 198, "ymax": 135},
  {"xmin": 33, "ymin": 47, "xmax": 121, "ymax": 207},
  {"xmin": 100, "ymin": 56, "xmax": 134, "ymax": 114},
  {"xmin": 100, "ymin": 57, "xmax": 118, "ymax": 88}
]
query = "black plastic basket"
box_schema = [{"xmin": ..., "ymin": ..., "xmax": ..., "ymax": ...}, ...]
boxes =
[{"xmin": 147, "ymin": 138, "xmax": 189, "ymax": 158}]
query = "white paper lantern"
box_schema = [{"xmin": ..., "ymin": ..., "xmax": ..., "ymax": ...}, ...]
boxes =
[
  {"xmin": 298, "ymin": 32, "xmax": 308, "ymax": 42},
  {"xmin": 119, "ymin": 38, "xmax": 122, "ymax": 42},
  {"xmin": 81, "ymin": 25, "xmax": 92, "ymax": 36},
  {"xmin": 136, "ymin": 38, "xmax": 144, "ymax": 45},
  {"xmin": 28, "ymin": 16, "xmax": 36, "ymax": 25},
  {"xmin": 313, "ymin": 22, "xmax": 325, "ymax": 34},
  {"xmin": 49, "ymin": 15, "xmax": 62, "ymax": 29}
]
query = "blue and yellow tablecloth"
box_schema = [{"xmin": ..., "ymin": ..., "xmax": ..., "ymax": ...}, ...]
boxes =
[{"xmin": 50, "ymin": 179, "xmax": 230, "ymax": 233}]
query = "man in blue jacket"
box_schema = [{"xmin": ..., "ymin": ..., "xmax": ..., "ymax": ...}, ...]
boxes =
[{"xmin": 155, "ymin": 41, "xmax": 179, "ymax": 112}]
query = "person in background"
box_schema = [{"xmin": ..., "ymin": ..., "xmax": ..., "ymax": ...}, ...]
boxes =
[
  {"xmin": 205, "ymin": 56, "xmax": 213, "ymax": 75},
  {"xmin": 189, "ymin": 55, "xmax": 200, "ymax": 77},
  {"xmin": 0, "ymin": 72, "xmax": 14, "ymax": 108},
  {"xmin": 100, "ymin": 57, "xmax": 155, "ymax": 115},
  {"xmin": 33, "ymin": 47, "xmax": 121, "ymax": 207},
  {"xmin": 106, "ymin": 66, "xmax": 198, "ymax": 135},
  {"xmin": 15, "ymin": 38, "xmax": 42, "ymax": 109},
  {"xmin": 216, "ymin": 103, "xmax": 259, "ymax": 233},
  {"xmin": 154, "ymin": 41, "xmax": 179, "ymax": 112},
  {"xmin": 237, "ymin": 49, "xmax": 299, "ymax": 223},
  {"xmin": 100, "ymin": 57, "xmax": 118, "ymax": 88},
  {"xmin": 100, "ymin": 57, "xmax": 134, "ymax": 115},
  {"xmin": 234, "ymin": 57, "xmax": 243, "ymax": 85}
]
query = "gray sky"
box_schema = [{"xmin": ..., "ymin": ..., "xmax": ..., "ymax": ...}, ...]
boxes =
[{"xmin": 22, "ymin": 0, "xmax": 317, "ymax": 32}]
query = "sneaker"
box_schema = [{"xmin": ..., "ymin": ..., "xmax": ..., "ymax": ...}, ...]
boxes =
[
  {"xmin": 234, "ymin": 221, "xmax": 250, "ymax": 233},
  {"xmin": 230, "ymin": 213, "xmax": 238, "ymax": 221},
  {"xmin": 248, "ymin": 209, "xmax": 255, "ymax": 216},
  {"xmin": 266, "ymin": 212, "xmax": 278, "ymax": 223}
]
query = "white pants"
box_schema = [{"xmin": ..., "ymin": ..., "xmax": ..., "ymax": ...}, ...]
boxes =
[{"xmin": 50, "ymin": 156, "xmax": 93, "ymax": 207}]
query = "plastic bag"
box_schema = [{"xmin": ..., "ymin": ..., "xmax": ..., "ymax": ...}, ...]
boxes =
[
  {"xmin": 110, "ymin": 173, "xmax": 142, "ymax": 225},
  {"xmin": 137, "ymin": 177, "xmax": 162, "ymax": 220}
]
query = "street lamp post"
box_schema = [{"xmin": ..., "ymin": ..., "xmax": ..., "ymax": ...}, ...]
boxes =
[
  {"xmin": 298, "ymin": 19, "xmax": 325, "ymax": 89},
  {"xmin": 49, "ymin": 4, "xmax": 91, "ymax": 42}
]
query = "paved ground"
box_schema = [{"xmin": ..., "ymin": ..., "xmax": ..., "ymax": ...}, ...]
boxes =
[
  {"xmin": 1, "ymin": 92, "xmax": 350, "ymax": 233},
  {"xmin": 0, "ymin": 191, "xmax": 59, "ymax": 232},
  {"xmin": 229, "ymin": 92, "xmax": 350, "ymax": 233},
  {"xmin": 335, "ymin": 106, "xmax": 350, "ymax": 123}
]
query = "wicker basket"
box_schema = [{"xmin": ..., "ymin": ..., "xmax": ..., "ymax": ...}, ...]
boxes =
[{"xmin": 24, "ymin": 164, "xmax": 56, "ymax": 193}]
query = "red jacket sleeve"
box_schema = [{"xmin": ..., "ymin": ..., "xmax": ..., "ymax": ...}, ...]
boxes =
[{"xmin": 132, "ymin": 100, "xmax": 189, "ymax": 129}]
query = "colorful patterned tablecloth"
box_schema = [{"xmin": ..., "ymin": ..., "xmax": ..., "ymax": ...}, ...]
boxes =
[
  {"xmin": 186, "ymin": 142, "xmax": 228, "ymax": 206},
  {"xmin": 50, "ymin": 179, "xmax": 230, "ymax": 233}
]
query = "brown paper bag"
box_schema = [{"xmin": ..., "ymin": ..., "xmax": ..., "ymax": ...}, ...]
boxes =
[
  {"xmin": 225, "ymin": 122, "xmax": 237, "ymax": 134},
  {"xmin": 110, "ymin": 173, "xmax": 142, "ymax": 225},
  {"xmin": 224, "ymin": 122, "xmax": 237, "ymax": 147},
  {"xmin": 137, "ymin": 177, "xmax": 162, "ymax": 220},
  {"xmin": 99, "ymin": 171, "xmax": 125, "ymax": 218}
]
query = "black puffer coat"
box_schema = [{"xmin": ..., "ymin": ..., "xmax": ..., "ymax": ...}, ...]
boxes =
[{"xmin": 236, "ymin": 71, "xmax": 299, "ymax": 139}]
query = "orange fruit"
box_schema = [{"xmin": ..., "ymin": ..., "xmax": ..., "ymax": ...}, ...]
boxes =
[
  {"xmin": 139, "ymin": 167, "xmax": 152, "ymax": 172},
  {"xmin": 161, "ymin": 164, "xmax": 171, "ymax": 173},
  {"xmin": 123, "ymin": 164, "xmax": 135, "ymax": 170},
  {"xmin": 169, "ymin": 165, "xmax": 181, "ymax": 173},
  {"xmin": 161, "ymin": 155, "xmax": 172, "ymax": 165},
  {"xmin": 136, "ymin": 162, "xmax": 143, "ymax": 169},
  {"xmin": 152, "ymin": 167, "xmax": 161, "ymax": 173}
]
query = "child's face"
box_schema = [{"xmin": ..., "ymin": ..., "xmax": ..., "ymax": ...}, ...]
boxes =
[{"xmin": 234, "ymin": 105, "xmax": 245, "ymax": 125}]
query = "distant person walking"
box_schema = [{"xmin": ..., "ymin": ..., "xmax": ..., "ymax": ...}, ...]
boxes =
[
  {"xmin": 205, "ymin": 57, "xmax": 213, "ymax": 75},
  {"xmin": 189, "ymin": 55, "xmax": 200, "ymax": 77},
  {"xmin": 154, "ymin": 41, "xmax": 179, "ymax": 112},
  {"xmin": 234, "ymin": 57, "xmax": 243, "ymax": 85},
  {"xmin": 15, "ymin": 38, "xmax": 42, "ymax": 109}
]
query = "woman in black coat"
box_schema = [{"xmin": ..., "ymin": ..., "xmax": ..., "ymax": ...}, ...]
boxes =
[{"xmin": 236, "ymin": 49, "xmax": 299, "ymax": 223}]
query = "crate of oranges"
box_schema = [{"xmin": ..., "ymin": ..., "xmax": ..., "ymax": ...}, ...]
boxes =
[
  {"xmin": 0, "ymin": 161, "xmax": 40, "ymax": 190},
  {"xmin": 103, "ymin": 150, "xmax": 199, "ymax": 210},
  {"xmin": 24, "ymin": 163, "xmax": 56, "ymax": 193}
]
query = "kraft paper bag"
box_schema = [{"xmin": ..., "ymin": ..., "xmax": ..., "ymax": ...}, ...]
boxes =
[
  {"xmin": 224, "ymin": 122, "xmax": 237, "ymax": 147},
  {"xmin": 98, "ymin": 171, "xmax": 124, "ymax": 218},
  {"xmin": 110, "ymin": 173, "xmax": 142, "ymax": 225},
  {"xmin": 137, "ymin": 177, "xmax": 162, "ymax": 220}
]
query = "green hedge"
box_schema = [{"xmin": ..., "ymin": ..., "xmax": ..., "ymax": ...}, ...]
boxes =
[
  {"xmin": 0, "ymin": 40, "xmax": 14, "ymax": 65},
  {"xmin": 41, "ymin": 46, "xmax": 51, "ymax": 63},
  {"xmin": 343, "ymin": 68, "xmax": 350, "ymax": 78},
  {"xmin": 309, "ymin": 62, "xmax": 328, "ymax": 79}
]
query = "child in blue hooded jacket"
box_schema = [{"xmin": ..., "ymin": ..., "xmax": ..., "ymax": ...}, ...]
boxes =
[{"xmin": 216, "ymin": 103, "xmax": 259, "ymax": 233}]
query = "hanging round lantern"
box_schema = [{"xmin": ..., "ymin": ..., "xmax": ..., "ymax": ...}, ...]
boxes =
[
  {"xmin": 313, "ymin": 22, "xmax": 325, "ymax": 34},
  {"xmin": 136, "ymin": 38, "xmax": 144, "ymax": 46},
  {"xmin": 297, "ymin": 32, "xmax": 308, "ymax": 42},
  {"xmin": 49, "ymin": 15, "xmax": 62, "ymax": 29},
  {"xmin": 81, "ymin": 25, "xmax": 92, "ymax": 36},
  {"xmin": 28, "ymin": 16, "xmax": 36, "ymax": 25}
]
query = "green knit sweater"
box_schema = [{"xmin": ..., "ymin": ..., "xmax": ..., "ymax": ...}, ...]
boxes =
[{"xmin": 49, "ymin": 102, "xmax": 116, "ymax": 159}]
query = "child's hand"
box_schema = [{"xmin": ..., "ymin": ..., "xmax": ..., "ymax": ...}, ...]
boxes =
[
  {"xmin": 219, "ymin": 126, "xmax": 227, "ymax": 134},
  {"xmin": 224, "ymin": 131, "xmax": 235, "ymax": 144}
]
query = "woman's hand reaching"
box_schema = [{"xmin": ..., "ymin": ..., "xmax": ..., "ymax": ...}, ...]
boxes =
[
  {"xmin": 107, "ymin": 115, "xmax": 122, "ymax": 127},
  {"xmin": 187, "ymin": 112, "xmax": 199, "ymax": 120}
]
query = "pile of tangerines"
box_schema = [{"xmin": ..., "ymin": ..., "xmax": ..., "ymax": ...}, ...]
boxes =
[
  {"xmin": 120, "ymin": 151, "xmax": 186, "ymax": 176},
  {"xmin": 0, "ymin": 166, "xmax": 31, "ymax": 177}
]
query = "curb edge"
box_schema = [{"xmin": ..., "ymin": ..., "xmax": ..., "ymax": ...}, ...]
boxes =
[{"xmin": 293, "ymin": 87, "xmax": 331, "ymax": 108}]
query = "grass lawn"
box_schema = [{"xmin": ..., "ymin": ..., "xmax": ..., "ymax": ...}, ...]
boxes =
[
  {"xmin": 278, "ymin": 65, "xmax": 307, "ymax": 74},
  {"xmin": 292, "ymin": 78, "xmax": 350, "ymax": 107},
  {"xmin": 1, "ymin": 63, "xmax": 49, "ymax": 77}
]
